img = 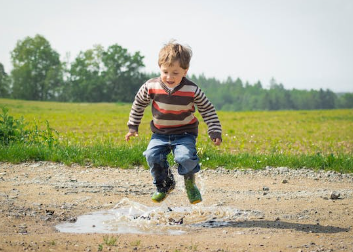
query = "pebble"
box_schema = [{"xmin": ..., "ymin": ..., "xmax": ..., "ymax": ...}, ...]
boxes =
[
  {"xmin": 263, "ymin": 186, "xmax": 270, "ymax": 191},
  {"xmin": 18, "ymin": 224, "xmax": 27, "ymax": 234},
  {"xmin": 330, "ymin": 191, "xmax": 340, "ymax": 200}
]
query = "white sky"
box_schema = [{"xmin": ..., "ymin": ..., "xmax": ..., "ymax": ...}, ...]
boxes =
[{"xmin": 1, "ymin": 0, "xmax": 352, "ymax": 92}]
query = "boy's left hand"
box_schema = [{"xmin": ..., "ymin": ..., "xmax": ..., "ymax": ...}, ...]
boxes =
[
  {"xmin": 212, "ymin": 138, "xmax": 222, "ymax": 146},
  {"xmin": 125, "ymin": 131, "xmax": 138, "ymax": 141}
]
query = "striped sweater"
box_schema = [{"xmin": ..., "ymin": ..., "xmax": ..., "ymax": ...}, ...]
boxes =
[{"xmin": 127, "ymin": 77, "xmax": 222, "ymax": 140}]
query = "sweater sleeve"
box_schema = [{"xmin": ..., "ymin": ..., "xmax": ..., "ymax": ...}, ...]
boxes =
[
  {"xmin": 127, "ymin": 83, "xmax": 151, "ymax": 132},
  {"xmin": 194, "ymin": 87, "xmax": 222, "ymax": 140}
]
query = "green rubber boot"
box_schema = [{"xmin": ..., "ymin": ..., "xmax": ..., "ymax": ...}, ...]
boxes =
[
  {"xmin": 151, "ymin": 174, "xmax": 175, "ymax": 203},
  {"xmin": 151, "ymin": 190, "xmax": 168, "ymax": 203},
  {"xmin": 184, "ymin": 173, "xmax": 202, "ymax": 204}
]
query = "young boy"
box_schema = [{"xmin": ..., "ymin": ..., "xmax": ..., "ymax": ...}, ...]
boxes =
[{"xmin": 125, "ymin": 41, "xmax": 222, "ymax": 204}]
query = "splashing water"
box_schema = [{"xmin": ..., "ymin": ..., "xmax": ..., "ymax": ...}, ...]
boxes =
[
  {"xmin": 56, "ymin": 198, "xmax": 263, "ymax": 235},
  {"xmin": 56, "ymin": 171, "xmax": 263, "ymax": 234}
]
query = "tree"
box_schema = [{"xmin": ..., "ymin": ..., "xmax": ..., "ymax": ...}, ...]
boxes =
[
  {"xmin": 67, "ymin": 43, "xmax": 145, "ymax": 102},
  {"xmin": 338, "ymin": 93, "xmax": 353, "ymax": 108},
  {"xmin": 234, "ymin": 77, "xmax": 243, "ymax": 89},
  {"xmin": 0, "ymin": 63, "xmax": 11, "ymax": 98},
  {"xmin": 318, "ymin": 89, "xmax": 336, "ymax": 109},
  {"xmin": 102, "ymin": 44, "xmax": 145, "ymax": 102},
  {"xmin": 68, "ymin": 45, "xmax": 105, "ymax": 102},
  {"xmin": 10, "ymin": 35, "xmax": 63, "ymax": 100}
]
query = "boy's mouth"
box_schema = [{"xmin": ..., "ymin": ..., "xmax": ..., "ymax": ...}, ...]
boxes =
[{"xmin": 166, "ymin": 81, "xmax": 174, "ymax": 85}]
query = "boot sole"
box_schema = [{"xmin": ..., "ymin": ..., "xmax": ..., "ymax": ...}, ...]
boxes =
[
  {"xmin": 151, "ymin": 187, "xmax": 175, "ymax": 203},
  {"xmin": 190, "ymin": 199, "xmax": 202, "ymax": 204}
]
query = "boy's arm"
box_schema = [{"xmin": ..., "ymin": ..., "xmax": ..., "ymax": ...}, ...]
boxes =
[
  {"xmin": 194, "ymin": 87, "xmax": 222, "ymax": 143},
  {"xmin": 126, "ymin": 83, "xmax": 150, "ymax": 138}
]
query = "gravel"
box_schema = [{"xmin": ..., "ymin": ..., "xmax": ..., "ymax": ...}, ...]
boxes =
[{"xmin": 1, "ymin": 161, "xmax": 353, "ymax": 252}]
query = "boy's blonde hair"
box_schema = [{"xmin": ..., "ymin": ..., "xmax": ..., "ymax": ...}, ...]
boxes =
[{"xmin": 158, "ymin": 40, "xmax": 192, "ymax": 70}]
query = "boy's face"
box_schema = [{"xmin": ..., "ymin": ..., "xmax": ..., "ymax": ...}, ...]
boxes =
[{"xmin": 160, "ymin": 61, "xmax": 188, "ymax": 88}]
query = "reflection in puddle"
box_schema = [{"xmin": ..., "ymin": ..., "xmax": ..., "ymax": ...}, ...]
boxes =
[{"xmin": 56, "ymin": 198, "xmax": 263, "ymax": 235}]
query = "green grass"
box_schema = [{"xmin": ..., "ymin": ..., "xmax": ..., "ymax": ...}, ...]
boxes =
[
  {"xmin": 1, "ymin": 98, "xmax": 352, "ymax": 173},
  {"xmin": 103, "ymin": 235, "xmax": 119, "ymax": 246}
]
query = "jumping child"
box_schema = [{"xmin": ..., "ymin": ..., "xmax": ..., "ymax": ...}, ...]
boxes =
[{"xmin": 125, "ymin": 40, "xmax": 222, "ymax": 204}]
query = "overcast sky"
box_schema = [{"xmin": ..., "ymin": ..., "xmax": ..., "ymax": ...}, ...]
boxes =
[{"xmin": 1, "ymin": 0, "xmax": 352, "ymax": 92}]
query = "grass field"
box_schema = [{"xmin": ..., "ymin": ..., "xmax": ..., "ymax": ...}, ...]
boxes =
[{"xmin": 1, "ymin": 98, "xmax": 352, "ymax": 172}]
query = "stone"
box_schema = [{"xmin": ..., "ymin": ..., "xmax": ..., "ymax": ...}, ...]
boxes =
[
  {"xmin": 263, "ymin": 186, "xmax": 270, "ymax": 191},
  {"xmin": 330, "ymin": 191, "xmax": 340, "ymax": 200}
]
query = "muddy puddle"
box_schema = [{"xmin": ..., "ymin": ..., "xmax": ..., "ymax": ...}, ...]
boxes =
[{"xmin": 56, "ymin": 198, "xmax": 264, "ymax": 235}]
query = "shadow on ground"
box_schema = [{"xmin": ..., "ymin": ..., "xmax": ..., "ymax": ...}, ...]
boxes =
[{"xmin": 195, "ymin": 220, "xmax": 350, "ymax": 234}]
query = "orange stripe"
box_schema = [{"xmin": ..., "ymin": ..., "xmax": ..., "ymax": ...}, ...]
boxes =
[
  {"xmin": 154, "ymin": 117, "xmax": 198, "ymax": 129},
  {"xmin": 153, "ymin": 101, "xmax": 192, "ymax": 115},
  {"xmin": 148, "ymin": 89, "xmax": 194, "ymax": 97},
  {"xmin": 149, "ymin": 89, "xmax": 167, "ymax": 95}
]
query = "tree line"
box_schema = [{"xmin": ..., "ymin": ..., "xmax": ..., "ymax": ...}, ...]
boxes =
[
  {"xmin": 0, "ymin": 34, "xmax": 146, "ymax": 103},
  {"xmin": 1, "ymin": 34, "xmax": 352, "ymax": 111},
  {"xmin": 189, "ymin": 75, "xmax": 353, "ymax": 111}
]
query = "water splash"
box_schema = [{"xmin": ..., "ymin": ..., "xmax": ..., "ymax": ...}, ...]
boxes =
[{"xmin": 56, "ymin": 198, "xmax": 263, "ymax": 235}]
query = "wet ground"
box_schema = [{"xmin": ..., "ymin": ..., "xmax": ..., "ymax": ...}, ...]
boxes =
[
  {"xmin": 1, "ymin": 162, "xmax": 353, "ymax": 251},
  {"xmin": 56, "ymin": 198, "xmax": 265, "ymax": 235}
]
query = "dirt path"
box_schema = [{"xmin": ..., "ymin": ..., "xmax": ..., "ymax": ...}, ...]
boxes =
[{"xmin": 1, "ymin": 162, "xmax": 352, "ymax": 252}]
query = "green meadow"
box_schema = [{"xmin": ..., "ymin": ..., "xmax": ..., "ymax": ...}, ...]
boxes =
[{"xmin": 1, "ymin": 98, "xmax": 352, "ymax": 172}]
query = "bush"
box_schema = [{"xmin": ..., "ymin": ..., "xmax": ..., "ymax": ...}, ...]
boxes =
[
  {"xmin": 0, "ymin": 107, "xmax": 59, "ymax": 147},
  {"xmin": 0, "ymin": 107, "xmax": 28, "ymax": 145}
]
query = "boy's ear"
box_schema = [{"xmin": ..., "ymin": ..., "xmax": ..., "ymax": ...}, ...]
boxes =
[{"xmin": 184, "ymin": 68, "xmax": 189, "ymax": 77}]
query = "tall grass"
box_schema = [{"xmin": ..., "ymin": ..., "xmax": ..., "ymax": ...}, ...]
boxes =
[
  {"xmin": 1, "ymin": 98, "xmax": 352, "ymax": 173},
  {"xmin": 0, "ymin": 142, "xmax": 148, "ymax": 167}
]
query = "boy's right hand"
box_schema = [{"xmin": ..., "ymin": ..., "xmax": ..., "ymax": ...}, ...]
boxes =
[{"xmin": 125, "ymin": 131, "xmax": 139, "ymax": 142}]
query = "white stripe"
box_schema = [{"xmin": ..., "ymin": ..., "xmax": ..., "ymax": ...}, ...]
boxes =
[
  {"xmin": 179, "ymin": 85, "xmax": 197, "ymax": 92},
  {"xmin": 155, "ymin": 101, "xmax": 194, "ymax": 111}
]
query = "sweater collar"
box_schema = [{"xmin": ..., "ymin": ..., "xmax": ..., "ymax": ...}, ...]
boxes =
[{"xmin": 159, "ymin": 77, "xmax": 186, "ymax": 94}]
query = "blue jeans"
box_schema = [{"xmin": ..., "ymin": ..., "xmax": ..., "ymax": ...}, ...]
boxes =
[{"xmin": 143, "ymin": 133, "xmax": 200, "ymax": 186}]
